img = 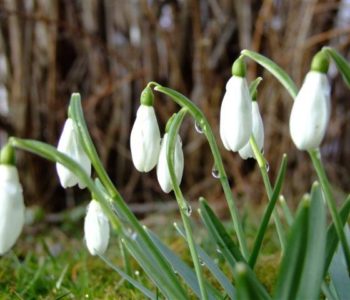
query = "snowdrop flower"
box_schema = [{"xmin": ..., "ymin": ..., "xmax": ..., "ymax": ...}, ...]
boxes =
[
  {"xmin": 56, "ymin": 118, "xmax": 91, "ymax": 189},
  {"xmin": 290, "ymin": 52, "xmax": 330, "ymax": 150},
  {"xmin": 0, "ymin": 145, "xmax": 25, "ymax": 255},
  {"xmin": 84, "ymin": 200, "xmax": 110, "ymax": 256},
  {"xmin": 239, "ymin": 99, "xmax": 264, "ymax": 159},
  {"xmin": 130, "ymin": 87, "xmax": 161, "ymax": 172},
  {"xmin": 220, "ymin": 58, "xmax": 252, "ymax": 152},
  {"xmin": 157, "ymin": 133, "xmax": 184, "ymax": 193}
]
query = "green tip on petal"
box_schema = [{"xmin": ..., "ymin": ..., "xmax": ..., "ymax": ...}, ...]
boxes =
[
  {"xmin": 231, "ymin": 57, "xmax": 247, "ymax": 77},
  {"xmin": 165, "ymin": 113, "xmax": 176, "ymax": 133},
  {"xmin": 311, "ymin": 51, "xmax": 330, "ymax": 73},
  {"xmin": 140, "ymin": 87, "xmax": 154, "ymax": 106},
  {"xmin": 0, "ymin": 143, "xmax": 16, "ymax": 166}
]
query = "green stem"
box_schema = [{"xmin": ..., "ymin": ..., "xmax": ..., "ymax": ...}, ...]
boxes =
[
  {"xmin": 119, "ymin": 239, "xmax": 133, "ymax": 289},
  {"xmin": 154, "ymin": 85, "xmax": 249, "ymax": 259},
  {"xmin": 69, "ymin": 95, "xmax": 188, "ymax": 299},
  {"xmin": 279, "ymin": 195, "xmax": 294, "ymax": 227},
  {"xmin": 249, "ymin": 136, "xmax": 286, "ymax": 252},
  {"xmin": 166, "ymin": 108, "xmax": 208, "ymax": 300},
  {"xmin": 309, "ymin": 148, "xmax": 350, "ymax": 273},
  {"xmin": 8, "ymin": 138, "xmax": 121, "ymax": 231}
]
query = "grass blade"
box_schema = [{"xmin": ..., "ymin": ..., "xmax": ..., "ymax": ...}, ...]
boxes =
[
  {"xmin": 324, "ymin": 195, "xmax": 350, "ymax": 274},
  {"xmin": 249, "ymin": 154, "xmax": 287, "ymax": 268},
  {"xmin": 199, "ymin": 197, "xmax": 246, "ymax": 273},
  {"xmin": 98, "ymin": 254, "xmax": 157, "ymax": 300},
  {"xmin": 329, "ymin": 225, "xmax": 350, "ymax": 300},
  {"xmin": 274, "ymin": 196, "xmax": 310, "ymax": 300},
  {"xmin": 174, "ymin": 223, "xmax": 236, "ymax": 299},
  {"xmin": 234, "ymin": 263, "xmax": 272, "ymax": 300},
  {"xmin": 296, "ymin": 182, "xmax": 327, "ymax": 300},
  {"xmin": 147, "ymin": 229, "xmax": 221, "ymax": 300}
]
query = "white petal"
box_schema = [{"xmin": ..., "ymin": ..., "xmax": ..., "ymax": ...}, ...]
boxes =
[
  {"xmin": 84, "ymin": 200, "xmax": 110, "ymax": 256},
  {"xmin": 239, "ymin": 102, "xmax": 264, "ymax": 159},
  {"xmin": 130, "ymin": 105, "xmax": 161, "ymax": 172},
  {"xmin": 157, "ymin": 134, "xmax": 184, "ymax": 193},
  {"xmin": 0, "ymin": 166, "xmax": 25, "ymax": 255},
  {"xmin": 56, "ymin": 118, "xmax": 91, "ymax": 188},
  {"xmin": 220, "ymin": 76, "xmax": 252, "ymax": 151},
  {"xmin": 289, "ymin": 71, "xmax": 330, "ymax": 150}
]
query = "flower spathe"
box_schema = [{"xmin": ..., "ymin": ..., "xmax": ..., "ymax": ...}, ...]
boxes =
[
  {"xmin": 289, "ymin": 71, "xmax": 331, "ymax": 150},
  {"xmin": 157, "ymin": 133, "xmax": 184, "ymax": 193},
  {"xmin": 0, "ymin": 165, "xmax": 25, "ymax": 255},
  {"xmin": 56, "ymin": 118, "xmax": 91, "ymax": 189},
  {"xmin": 239, "ymin": 101, "xmax": 264, "ymax": 159},
  {"xmin": 130, "ymin": 105, "xmax": 161, "ymax": 172},
  {"xmin": 84, "ymin": 200, "xmax": 110, "ymax": 256},
  {"xmin": 220, "ymin": 76, "xmax": 252, "ymax": 152}
]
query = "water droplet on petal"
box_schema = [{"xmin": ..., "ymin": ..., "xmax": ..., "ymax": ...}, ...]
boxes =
[
  {"xmin": 194, "ymin": 120, "xmax": 204, "ymax": 134},
  {"xmin": 211, "ymin": 166, "xmax": 220, "ymax": 179}
]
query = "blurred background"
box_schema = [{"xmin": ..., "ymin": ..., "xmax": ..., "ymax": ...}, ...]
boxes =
[{"xmin": 0, "ymin": 0, "xmax": 349, "ymax": 214}]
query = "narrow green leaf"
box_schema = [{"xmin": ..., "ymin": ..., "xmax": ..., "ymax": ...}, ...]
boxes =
[
  {"xmin": 98, "ymin": 254, "xmax": 157, "ymax": 300},
  {"xmin": 199, "ymin": 197, "xmax": 246, "ymax": 273},
  {"xmin": 241, "ymin": 49, "xmax": 298, "ymax": 98},
  {"xmin": 147, "ymin": 229, "xmax": 221, "ymax": 300},
  {"xmin": 174, "ymin": 223, "xmax": 236, "ymax": 299},
  {"xmin": 274, "ymin": 196, "xmax": 310, "ymax": 300},
  {"xmin": 324, "ymin": 195, "xmax": 350, "ymax": 274},
  {"xmin": 234, "ymin": 263, "xmax": 272, "ymax": 300},
  {"xmin": 323, "ymin": 47, "xmax": 350, "ymax": 88},
  {"xmin": 296, "ymin": 182, "xmax": 327, "ymax": 300},
  {"xmin": 249, "ymin": 154, "xmax": 288, "ymax": 268},
  {"xmin": 122, "ymin": 234, "xmax": 189, "ymax": 300},
  {"xmin": 249, "ymin": 77, "xmax": 263, "ymax": 97},
  {"xmin": 329, "ymin": 225, "xmax": 350, "ymax": 300}
]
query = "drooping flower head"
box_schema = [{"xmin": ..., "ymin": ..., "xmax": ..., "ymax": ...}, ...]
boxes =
[
  {"xmin": 220, "ymin": 58, "xmax": 252, "ymax": 152},
  {"xmin": 130, "ymin": 87, "xmax": 161, "ymax": 172},
  {"xmin": 56, "ymin": 117, "xmax": 91, "ymax": 189},
  {"xmin": 239, "ymin": 91, "xmax": 264, "ymax": 159},
  {"xmin": 289, "ymin": 51, "xmax": 331, "ymax": 150},
  {"xmin": 157, "ymin": 115, "xmax": 184, "ymax": 193},
  {"xmin": 84, "ymin": 199, "xmax": 110, "ymax": 256},
  {"xmin": 0, "ymin": 144, "xmax": 25, "ymax": 255}
]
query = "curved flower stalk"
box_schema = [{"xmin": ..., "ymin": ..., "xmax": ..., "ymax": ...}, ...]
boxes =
[
  {"xmin": 56, "ymin": 118, "xmax": 91, "ymax": 188},
  {"xmin": 239, "ymin": 100, "xmax": 264, "ymax": 159},
  {"xmin": 0, "ymin": 145, "xmax": 25, "ymax": 255},
  {"xmin": 84, "ymin": 199, "xmax": 110, "ymax": 256},
  {"xmin": 220, "ymin": 58, "xmax": 252, "ymax": 152},
  {"xmin": 289, "ymin": 52, "xmax": 331, "ymax": 150},
  {"xmin": 157, "ymin": 132, "xmax": 184, "ymax": 193},
  {"xmin": 130, "ymin": 87, "xmax": 161, "ymax": 172}
]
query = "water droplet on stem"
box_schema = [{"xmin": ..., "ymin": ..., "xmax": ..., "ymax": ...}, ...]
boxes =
[
  {"xmin": 211, "ymin": 166, "xmax": 220, "ymax": 179},
  {"xmin": 194, "ymin": 120, "xmax": 204, "ymax": 134}
]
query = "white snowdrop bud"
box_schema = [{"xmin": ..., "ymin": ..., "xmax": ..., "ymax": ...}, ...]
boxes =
[
  {"xmin": 130, "ymin": 87, "xmax": 161, "ymax": 172},
  {"xmin": 157, "ymin": 133, "xmax": 184, "ymax": 193},
  {"xmin": 239, "ymin": 101, "xmax": 264, "ymax": 159},
  {"xmin": 0, "ymin": 165, "xmax": 25, "ymax": 255},
  {"xmin": 220, "ymin": 58, "xmax": 252, "ymax": 152},
  {"xmin": 84, "ymin": 200, "xmax": 110, "ymax": 256},
  {"xmin": 290, "ymin": 51, "xmax": 331, "ymax": 150},
  {"xmin": 56, "ymin": 118, "xmax": 91, "ymax": 189}
]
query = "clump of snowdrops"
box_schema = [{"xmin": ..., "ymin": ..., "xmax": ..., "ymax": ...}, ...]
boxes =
[{"xmin": 0, "ymin": 47, "xmax": 350, "ymax": 300}]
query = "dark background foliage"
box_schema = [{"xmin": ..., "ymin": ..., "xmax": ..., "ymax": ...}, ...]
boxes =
[{"xmin": 0, "ymin": 0, "xmax": 349, "ymax": 213}]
